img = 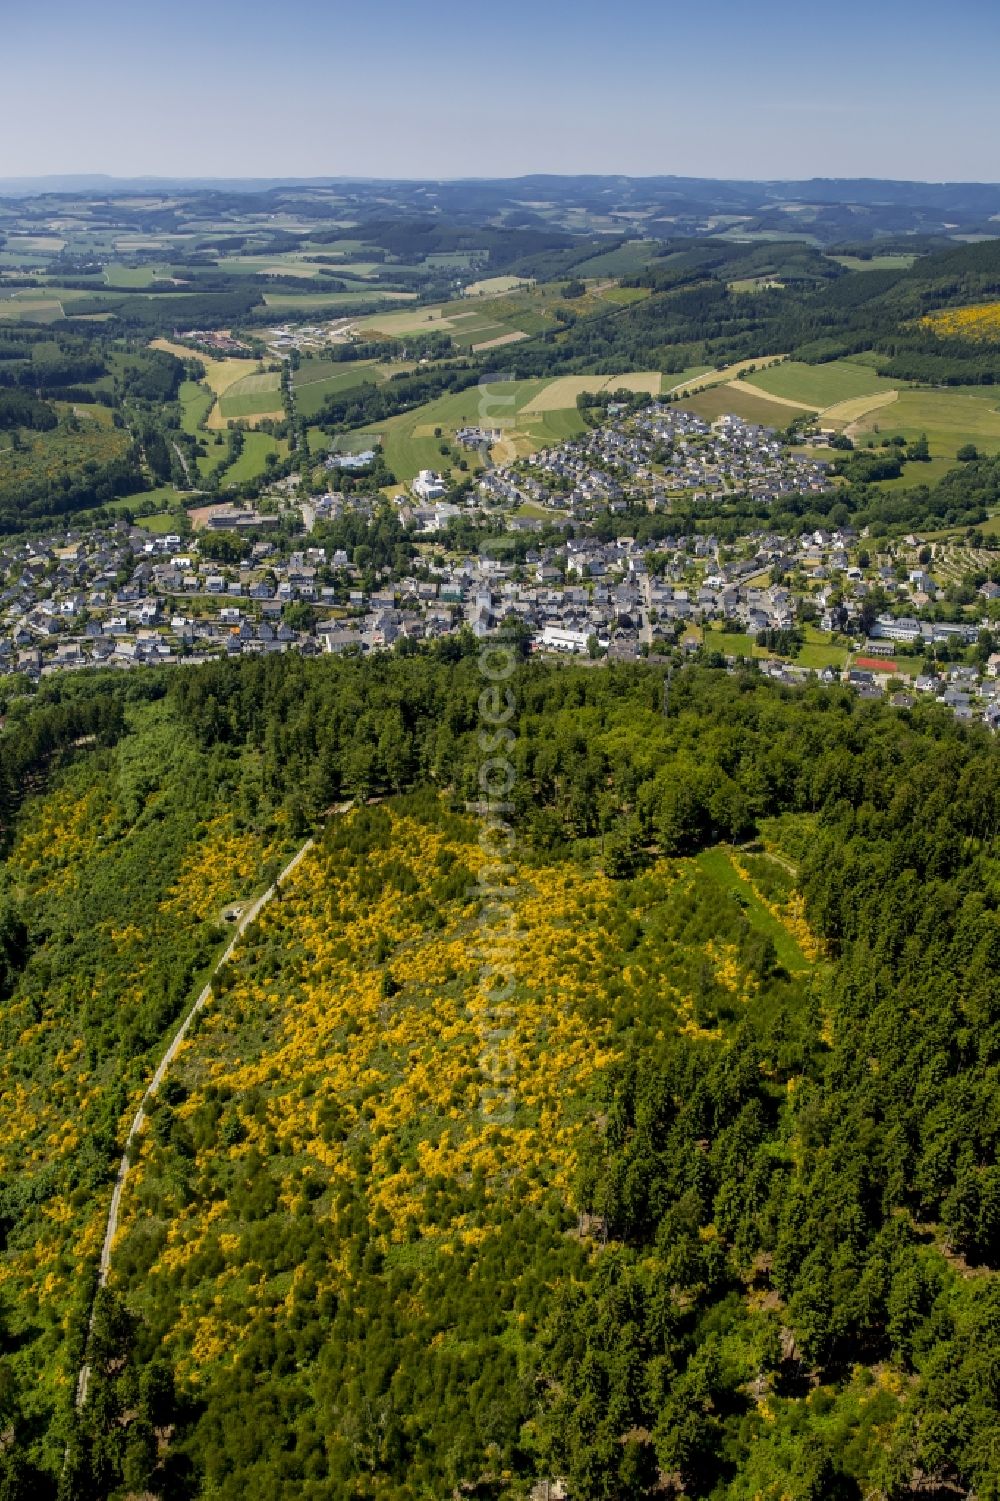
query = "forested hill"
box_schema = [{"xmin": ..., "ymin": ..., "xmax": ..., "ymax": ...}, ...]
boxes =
[
  {"xmin": 2, "ymin": 654, "xmax": 1000, "ymax": 1498},
  {"xmin": 508, "ymin": 236, "xmax": 1000, "ymax": 382}
]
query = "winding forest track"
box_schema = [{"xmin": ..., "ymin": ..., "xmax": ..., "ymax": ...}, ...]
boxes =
[{"xmin": 74, "ymin": 833, "xmax": 318, "ymax": 1409}]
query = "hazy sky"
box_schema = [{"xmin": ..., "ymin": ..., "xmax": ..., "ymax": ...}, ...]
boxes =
[{"xmin": 4, "ymin": 0, "xmax": 1000, "ymax": 182}]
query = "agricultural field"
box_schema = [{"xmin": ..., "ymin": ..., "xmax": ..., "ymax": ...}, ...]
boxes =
[
  {"xmin": 0, "ymin": 294, "xmax": 66, "ymax": 323},
  {"xmin": 463, "ymin": 275, "xmax": 534, "ymax": 296},
  {"xmin": 358, "ymin": 280, "xmax": 633, "ymax": 352},
  {"xmin": 217, "ymin": 369, "xmax": 284, "ymax": 423},
  {"xmin": 151, "ymin": 341, "xmax": 257, "ymax": 397},
  {"xmin": 678, "ymin": 383, "xmax": 805, "ymax": 428},
  {"xmin": 668, "ymin": 355, "xmax": 787, "ymax": 396},
  {"xmin": 351, "ymin": 372, "xmax": 663, "ymax": 480},
  {"xmin": 290, "ymin": 358, "xmax": 390, "ymax": 420},
  {"xmin": 262, "ymin": 290, "xmax": 416, "ymax": 314},
  {"xmin": 520, "ymin": 371, "xmax": 663, "ymax": 412},
  {"xmin": 851, "ymin": 386, "xmax": 1000, "ymax": 458},
  {"xmin": 742, "ymin": 357, "xmax": 890, "ymax": 409},
  {"xmin": 829, "ymin": 254, "xmax": 918, "ymax": 271}
]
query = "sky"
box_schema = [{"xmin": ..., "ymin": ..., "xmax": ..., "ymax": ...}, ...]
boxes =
[{"xmin": 3, "ymin": 0, "xmax": 1000, "ymax": 183}]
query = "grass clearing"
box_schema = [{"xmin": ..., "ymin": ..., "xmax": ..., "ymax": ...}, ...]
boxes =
[
  {"xmin": 829, "ymin": 254, "xmax": 917, "ymax": 272},
  {"xmin": 695, "ymin": 847, "xmax": 813, "ymax": 974},
  {"xmin": 178, "ymin": 380, "xmax": 213, "ymax": 436}
]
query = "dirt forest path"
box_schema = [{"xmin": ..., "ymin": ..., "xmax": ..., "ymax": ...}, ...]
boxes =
[{"xmin": 74, "ymin": 832, "xmax": 318, "ymax": 1409}]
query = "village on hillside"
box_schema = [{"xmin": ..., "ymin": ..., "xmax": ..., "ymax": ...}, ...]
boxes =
[{"xmin": 1, "ymin": 403, "xmax": 998, "ymax": 728}]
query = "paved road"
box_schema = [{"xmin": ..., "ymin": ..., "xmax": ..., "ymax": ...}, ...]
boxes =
[{"xmin": 75, "ymin": 834, "xmax": 316, "ymax": 1409}]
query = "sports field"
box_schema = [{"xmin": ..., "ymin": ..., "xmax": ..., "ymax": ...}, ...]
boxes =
[{"xmin": 669, "ymin": 356, "xmax": 787, "ymax": 396}]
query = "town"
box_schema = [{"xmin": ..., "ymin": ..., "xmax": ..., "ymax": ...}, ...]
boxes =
[{"xmin": 4, "ymin": 393, "xmax": 999, "ymax": 730}]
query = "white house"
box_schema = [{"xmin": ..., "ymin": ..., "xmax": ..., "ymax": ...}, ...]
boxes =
[{"xmin": 412, "ymin": 470, "xmax": 446, "ymax": 502}]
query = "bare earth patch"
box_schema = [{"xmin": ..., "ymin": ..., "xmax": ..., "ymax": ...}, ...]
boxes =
[
  {"xmin": 829, "ymin": 389, "xmax": 899, "ymax": 435},
  {"xmin": 522, "ymin": 373, "xmax": 662, "ymax": 414},
  {"xmin": 472, "ymin": 330, "xmax": 530, "ymax": 352},
  {"xmin": 669, "ymin": 356, "xmax": 788, "ymax": 395}
]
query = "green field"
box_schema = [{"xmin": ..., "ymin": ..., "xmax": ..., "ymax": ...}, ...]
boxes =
[
  {"xmin": 599, "ymin": 285, "xmax": 652, "ymax": 305},
  {"xmin": 224, "ymin": 431, "xmax": 288, "ymax": 485},
  {"xmin": 678, "ymin": 384, "xmax": 798, "ymax": 427},
  {"xmin": 263, "ymin": 291, "xmax": 416, "ymax": 313},
  {"xmin": 103, "ymin": 265, "xmax": 173, "ymax": 288},
  {"xmin": 179, "ymin": 380, "xmax": 213, "ymax": 436},
  {"xmin": 138, "ymin": 508, "xmax": 186, "ymax": 533},
  {"xmin": 353, "ymin": 378, "xmax": 590, "ymax": 481},
  {"xmin": 829, "ymin": 254, "xmax": 917, "ymax": 272},
  {"xmin": 702, "ymin": 628, "xmax": 762, "ymax": 658},
  {"xmin": 218, "ymin": 370, "xmax": 284, "ymax": 420},
  {"xmin": 743, "ymin": 358, "xmax": 889, "ymax": 408},
  {"xmin": 661, "ymin": 364, "xmax": 715, "ymax": 392},
  {"xmin": 292, "ymin": 359, "xmax": 386, "ymax": 419},
  {"xmin": 796, "ymin": 628, "xmax": 850, "ymax": 670},
  {"xmin": 703, "ymin": 623, "xmax": 848, "ymax": 673},
  {"xmin": 872, "ymin": 454, "xmax": 960, "ymax": 491},
  {"xmin": 852, "ymin": 387, "xmax": 1000, "ymax": 458}
]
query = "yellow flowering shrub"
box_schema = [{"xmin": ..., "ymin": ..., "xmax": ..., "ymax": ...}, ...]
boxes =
[
  {"xmin": 113, "ymin": 802, "xmax": 821, "ymax": 1385},
  {"xmin": 920, "ymin": 302, "xmax": 1000, "ymax": 342}
]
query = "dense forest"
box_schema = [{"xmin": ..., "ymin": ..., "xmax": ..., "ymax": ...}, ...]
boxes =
[
  {"xmin": 0, "ymin": 654, "xmax": 999, "ymax": 1498},
  {"xmin": 501, "ymin": 237, "xmax": 1000, "ymax": 383}
]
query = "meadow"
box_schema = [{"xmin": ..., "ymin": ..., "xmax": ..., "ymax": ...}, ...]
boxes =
[
  {"xmin": 347, "ymin": 372, "xmax": 673, "ymax": 478},
  {"xmin": 217, "ymin": 370, "xmax": 284, "ymax": 423},
  {"xmin": 829, "ymin": 253, "xmax": 917, "ymax": 271},
  {"xmin": 224, "ymin": 431, "xmax": 289, "ymax": 484},
  {"xmin": 290, "ymin": 358, "xmax": 398, "ymax": 420},
  {"xmin": 851, "ymin": 386, "xmax": 1000, "ymax": 457},
  {"xmin": 678, "ymin": 383, "xmax": 803, "ymax": 427},
  {"xmin": 742, "ymin": 357, "xmax": 890, "ymax": 409}
]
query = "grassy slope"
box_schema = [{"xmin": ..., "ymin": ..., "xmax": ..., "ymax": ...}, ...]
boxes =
[
  {"xmin": 743, "ymin": 358, "xmax": 889, "ymax": 408},
  {"xmin": 852, "ymin": 386, "xmax": 1000, "ymax": 458}
]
